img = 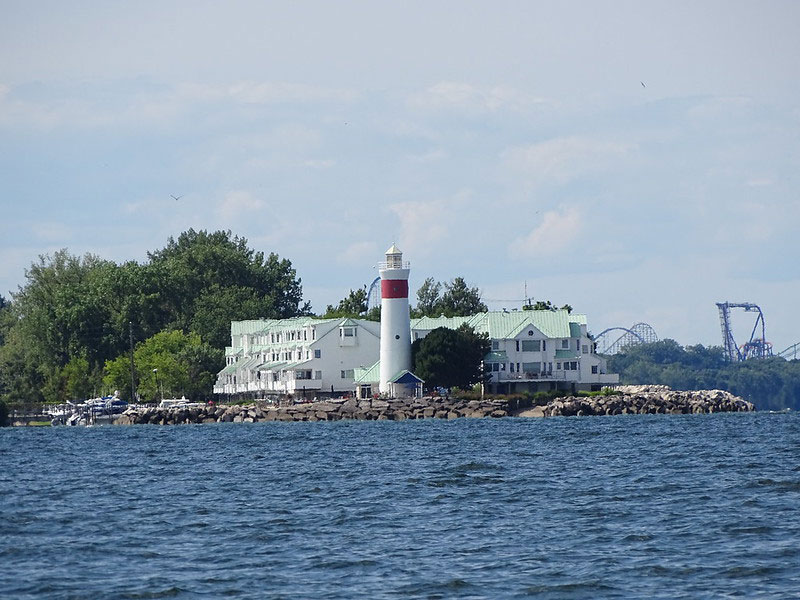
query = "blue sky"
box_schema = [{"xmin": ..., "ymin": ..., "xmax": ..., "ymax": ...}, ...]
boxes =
[{"xmin": 1, "ymin": 1, "xmax": 798, "ymax": 351}]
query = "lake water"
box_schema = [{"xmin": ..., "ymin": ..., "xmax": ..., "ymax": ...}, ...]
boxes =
[{"xmin": 2, "ymin": 413, "xmax": 799, "ymax": 599}]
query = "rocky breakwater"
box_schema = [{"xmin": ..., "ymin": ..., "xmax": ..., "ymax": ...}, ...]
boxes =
[
  {"xmin": 113, "ymin": 396, "xmax": 513, "ymax": 425},
  {"xmin": 541, "ymin": 385, "xmax": 755, "ymax": 417}
]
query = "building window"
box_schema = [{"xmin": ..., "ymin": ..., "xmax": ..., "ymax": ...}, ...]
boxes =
[
  {"xmin": 510, "ymin": 363, "xmax": 514, "ymax": 373},
  {"xmin": 341, "ymin": 369, "xmax": 354, "ymax": 379},
  {"xmin": 315, "ymin": 370, "xmax": 322, "ymax": 380},
  {"xmin": 312, "ymin": 329, "xmax": 316, "ymax": 340},
  {"xmin": 592, "ymin": 365, "xmax": 598, "ymax": 374},
  {"xmin": 542, "ymin": 340, "xmax": 546, "ymax": 351},
  {"xmin": 522, "ymin": 362, "xmax": 540, "ymax": 374},
  {"xmin": 521, "ymin": 340, "xmax": 541, "ymax": 352},
  {"xmin": 515, "ymin": 340, "xmax": 520, "ymax": 352},
  {"xmin": 561, "ymin": 339, "xmax": 569, "ymax": 349},
  {"xmin": 582, "ymin": 344, "xmax": 589, "ymax": 354},
  {"xmin": 556, "ymin": 362, "xmax": 562, "ymax": 370},
  {"xmin": 314, "ymin": 349, "xmax": 321, "ymax": 358},
  {"xmin": 491, "ymin": 340, "xmax": 500, "ymax": 350},
  {"xmin": 341, "ymin": 327, "xmax": 355, "ymax": 337}
]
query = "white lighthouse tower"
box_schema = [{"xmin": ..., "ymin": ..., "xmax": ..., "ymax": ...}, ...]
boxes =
[{"xmin": 379, "ymin": 244, "xmax": 411, "ymax": 395}]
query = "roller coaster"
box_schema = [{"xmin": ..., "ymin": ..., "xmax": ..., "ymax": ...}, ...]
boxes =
[
  {"xmin": 367, "ymin": 277, "xmax": 381, "ymax": 311},
  {"xmin": 593, "ymin": 323, "xmax": 659, "ymax": 355},
  {"xmin": 716, "ymin": 302, "xmax": 773, "ymax": 361},
  {"xmin": 777, "ymin": 342, "xmax": 800, "ymax": 361}
]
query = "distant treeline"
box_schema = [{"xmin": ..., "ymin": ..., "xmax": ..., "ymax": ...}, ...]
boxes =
[
  {"xmin": 607, "ymin": 340, "xmax": 800, "ymax": 411},
  {"xmin": 0, "ymin": 229, "xmax": 310, "ymax": 406}
]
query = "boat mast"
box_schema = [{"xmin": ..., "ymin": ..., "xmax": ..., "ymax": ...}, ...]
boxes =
[{"xmin": 129, "ymin": 321, "xmax": 137, "ymax": 403}]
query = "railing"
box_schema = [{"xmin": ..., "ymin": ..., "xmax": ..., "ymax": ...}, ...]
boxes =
[
  {"xmin": 496, "ymin": 372, "xmax": 567, "ymax": 381},
  {"xmin": 377, "ymin": 260, "xmax": 410, "ymax": 270}
]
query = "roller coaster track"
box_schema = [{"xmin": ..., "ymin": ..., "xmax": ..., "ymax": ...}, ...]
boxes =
[
  {"xmin": 593, "ymin": 323, "xmax": 659, "ymax": 355},
  {"xmin": 716, "ymin": 302, "xmax": 773, "ymax": 361},
  {"xmin": 366, "ymin": 277, "xmax": 381, "ymax": 311},
  {"xmin": 777, "ymin": 342, "xmax": 800, "ymax": 360}
]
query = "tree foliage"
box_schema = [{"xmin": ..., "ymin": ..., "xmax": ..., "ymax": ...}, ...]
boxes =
[
  {"xmin": 411, "ymin": 325, "xmax": 490, "ymax": 390},
  {"xmin": 412, "ymin": 276, "xmax": 487, "ymax": 318},
  {"xmin": 607, "ymin": 340, "xmax": 800, "ymax": 411},
  {"xmin": 0, "ymin": 230, "xmax": 308, "ymax": 405},
  {"xmin": 523, "ymin": 300, "xmax": 572, "ymax": 313},
  {"xmin": 104, "ymin": 330, "xmax": 222, "ymax": 402},
  {"xmin": 324, "ymin": 286, "xmax": 369, "ymax": 319}
]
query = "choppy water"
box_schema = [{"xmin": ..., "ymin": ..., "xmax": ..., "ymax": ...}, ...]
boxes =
[{"xmin": 2, "ymin": 413, "xmax": 799, "ymax": 599}]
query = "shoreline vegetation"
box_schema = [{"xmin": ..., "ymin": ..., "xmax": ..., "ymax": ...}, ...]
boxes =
[{"xmin": 111, "ymin": 385, "xmax": 753, "ymax": 426}]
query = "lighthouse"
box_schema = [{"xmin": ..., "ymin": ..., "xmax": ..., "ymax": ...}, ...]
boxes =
[{"xmin": 379, "ymin": 244, "xmax": 411, "ymax": 394}]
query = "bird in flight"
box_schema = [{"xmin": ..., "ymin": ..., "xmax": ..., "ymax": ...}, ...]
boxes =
[
  {"xmin": 640, "ymin": 81, "xmax": 646, "ymax": 88},
  {"xmin": 171, "ymin": 194, "xmax": 183, "ymax": 201}
]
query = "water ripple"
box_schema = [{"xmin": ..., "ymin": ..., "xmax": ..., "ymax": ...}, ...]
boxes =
[{"xmin": 1, "ymin": 412, "xmax": 799, "ymax": 598}]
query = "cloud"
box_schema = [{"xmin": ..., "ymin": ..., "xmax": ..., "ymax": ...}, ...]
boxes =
[
  {"xmin": 224, "ymin": 81, "xmax": 357, "ymax": 104},
  {"xmin": 303, "ymin": 158, "xmax": 336, "ymax": 169},
  {"xmin": 408, "ymin": 81, "xmax": 550, "ymax": 114},
  {"xmin": 0, "ymin": 80, "xmax": 357, "ymax": 132},
  {"xmin": 216, "ymin": 190, "xmax": 266, "ymax": 224},
  {"xmin": 32, "ymin": 222, "xmax": 73, "ymax": 243},
  {"xmin": 503, "ymin": 136, "xmax": 635, "ymax": 186},
  {"xmin": 509, "ymin": 207, "xmax": 583, "ymax": 258},
  {"xmin": 388, "ymin": 191, "xmax": 474, "ymax": 258},
  {"xmin": 337, "ymin": 241, "xmax": 379, "ymax": 266}
]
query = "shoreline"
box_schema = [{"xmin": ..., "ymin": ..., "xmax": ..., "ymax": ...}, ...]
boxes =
[{"xmin": 112, "ymin": 386, "xmax": 753, "ymax": 425}]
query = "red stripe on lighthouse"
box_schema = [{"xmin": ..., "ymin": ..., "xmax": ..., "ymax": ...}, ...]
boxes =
[{"xmin": 381, "ymin": 279, "xmax": 408, "ymax": 299}]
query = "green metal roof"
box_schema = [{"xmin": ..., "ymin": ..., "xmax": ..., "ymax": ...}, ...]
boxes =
[
  {"xmin": 218, "ymin": 363, "xmax": 238, "ymax": 375},
  {"xmin": 410, "ymin": 310, "xmax": 585, "ymax": 340},
  {"xmin": 555, "ymin": 349, "xmax": 578, "ymax": 359},
  {"xmin": 257, "ymin": 361, "xmax": 287, "ymax": 371},
  {"xmin": 238, "ymin": 356, "xmax": 262, "ymax": 371},
  {"xmin": 230, "ymin": 316, "xmax": 342, "ymax": 337},
  {"xmin": 569, "ymin": 322, "xmax": 583, "ymax": 338},
  {"xmin": 354, "ymin": 360, "xmax": 380, "ymax": 384}
]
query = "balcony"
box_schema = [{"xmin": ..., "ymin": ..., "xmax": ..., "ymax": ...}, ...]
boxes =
[
  {"xmin": 287, "ymin": 379, "xmax": 323, "ymax": 392},
  {"xmin": 377, "ymin": 260, "xmax": 410, "ymax": 270},
  {"xmin": 495, "ymin": 371, "xmax": 567, "ymax": 382}
]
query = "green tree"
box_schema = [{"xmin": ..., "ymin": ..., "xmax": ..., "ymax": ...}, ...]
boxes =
[
  {"xmin": 0, "ymin": 230, "xmax": 310, "ymax": 405},
  {"xmin": 147, "ymin": 229, "xmax": 310, "ymax": 342},
  {"xmin": 607, "ymin": 341, "xmax": 800, "ymax": 411},
  {"xmin": 324, "ymin": 287, "xmax": 368, "ymax": 318},
  {"xmin": 414, "ymin": 277, "xmax": 442, "ymax": 317},
  {"xmin": 412, "ymin": 324, "xmax": 490, "ymax": 390},
  {"xmin": 104, "ymin": 329, "xmax": 222, "ymax": 402},
  {"xmin": 523, "ymin": 300, "xmax": 572, "ymax": 313},
  {"xmin": 413, "ymin": 276, "xmax": 486, "ymax": 318},
  {"xmin": 0, "ymin": 293, "xmax": 12, "ymax": 348}
]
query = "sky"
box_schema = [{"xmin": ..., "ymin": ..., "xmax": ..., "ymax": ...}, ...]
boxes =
[{"xmin": 1, "ymin": 0, "xmax": 798, "ymax": 352}]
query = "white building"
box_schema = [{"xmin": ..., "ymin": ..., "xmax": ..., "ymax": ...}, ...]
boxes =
[
  {"xmin": 213, "ymin": 316, "xmax": 380, "ymax": 399},
  {"xmin": 408, "ymin": 309, "xmax": 619, "ymax": 394},
  {"xmin": 215, "ymin": 308, "xmax": 618, "ymax": 399}
]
